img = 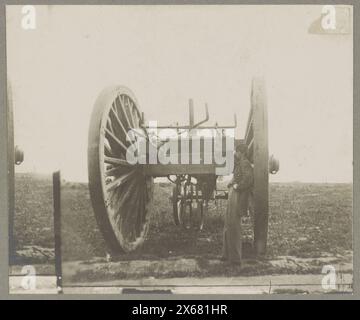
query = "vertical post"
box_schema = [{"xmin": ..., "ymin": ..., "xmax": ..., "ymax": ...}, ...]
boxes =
[
  {"xmin": 53, "ymin": 171, "xmax": 63, "ymax": 293},
  {"xmin": 7, "ymin": 82, "xmax": 15, "ymax": 264},
  {"xmin": 189, "ymin": 99, "xmax": 194, "ymax": 128},
  {"xmin": 188, "ymin": 99, "xmax": 195, "ymax": 164}
]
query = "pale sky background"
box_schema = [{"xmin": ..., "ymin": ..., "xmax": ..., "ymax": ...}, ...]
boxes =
[{"xmin": 7, "ymin": 5, "xmax": 353, "ymax": 183}]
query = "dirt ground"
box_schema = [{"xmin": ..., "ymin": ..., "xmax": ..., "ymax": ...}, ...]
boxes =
[
  {"xmin": 9, "ymin": 272, "xmax": 353, "ymax": 294},
  {"xmin": 13, "ymin": 173, "xmax": 353, "ymax": 280}
]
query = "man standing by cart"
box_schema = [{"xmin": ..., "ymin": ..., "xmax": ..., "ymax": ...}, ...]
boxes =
[{"xmin": 221, "ymin": 143, "xmax": 254, "ymax": 265}]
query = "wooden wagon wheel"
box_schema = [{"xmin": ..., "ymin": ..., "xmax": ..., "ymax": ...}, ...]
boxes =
[
  {"xmin": 245, "ymin": 78, "xmax": 269, "ymax": 256},
  {"xmin": 88, "ymin": 86, "xmax": 154, "ymax": 253}
]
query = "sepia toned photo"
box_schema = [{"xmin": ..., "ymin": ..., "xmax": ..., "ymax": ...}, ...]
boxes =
[{"xmin": 6, "ymin": 4, "xmax": 353, "ymax": 295}]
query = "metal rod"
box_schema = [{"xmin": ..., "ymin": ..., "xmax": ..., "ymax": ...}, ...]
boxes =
[{"xmin": 191, "ymin": 103, "xmax": 210, "ymax": 129}]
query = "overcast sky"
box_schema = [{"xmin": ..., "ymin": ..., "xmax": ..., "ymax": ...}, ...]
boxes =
[{"xmin": 7, "ymin": 5, "xmax": 353, "ymax": 183}]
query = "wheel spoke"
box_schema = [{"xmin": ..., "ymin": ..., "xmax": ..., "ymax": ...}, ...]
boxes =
[
  {"xmin": 105, "ymin": 128, "xmax": 128, "ymax": 152},
  {"xmin": 129, "ymin": 127, "xmax": 148, "ymax": 140},
  {"xmin": 106, "ymin": 169, "xmax": 137, "ymax": 191},
  {"xmin": 131, "ymin": 106, "xmax": 140, "ymax": 129},
  {"xmin": 107, "ymin": 118, "xmax": 115, "ymax": 134},
  {"xmin": 119, "ymin": 95, "xmax": 134, "ymax": 129},
  {"xmin": 105, "ymin": 165, "xmax": 130, "ymax": 177},
  {"xmin": 117, "ymin": 176, "xmax": 141, "ymax": 209},
  {"xmin": 104, "ymin": 140, "xmax": 113, "ymax": 157},
  {"xmin": 104, "ymin": 156, "xmax": 131, "ymax": 166},
  {"xmin": 117, "ymin": 179, "xmax": 139, "ymax": 241},
  {"xmin": 248, "ymin": 137, "xmax": 254, "ymax": 153},
  {"xmin": 110, "ymin": 103, "xmax": 132, "ymax": 143},
  {"xmin": 126, "ymin": 98, "xmax": 136, "ymax": 128}
]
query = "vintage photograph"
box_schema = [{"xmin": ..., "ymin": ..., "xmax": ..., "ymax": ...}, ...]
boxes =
[{"xmin": 6, "ymin": 5, "xmax": 353, "ymax": 294}]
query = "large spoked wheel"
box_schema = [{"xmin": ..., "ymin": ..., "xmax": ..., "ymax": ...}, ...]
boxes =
[
  {"xmin": 88, "ymin": 86, "xmax": 154, "ymax": 253},
  {"xmin": 245, "ymin": 78, "xmax": 269, "ymax": 256}
]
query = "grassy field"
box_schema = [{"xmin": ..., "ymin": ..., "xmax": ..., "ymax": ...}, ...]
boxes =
[
  {"xmin": 13, "ymin": 173, "xmax": 54, "ymax": 261},
  {"xmin": 13, "ymin": 173, "xmax": 352, "ymax": 267}
]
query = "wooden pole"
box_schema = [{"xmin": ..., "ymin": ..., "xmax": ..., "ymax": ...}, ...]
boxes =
[
  {"xmin": 189, "ymin": 99, "xmax": 194, "ymax": 128},
  {"xmin": 7, "ymin": 82, "xmax": 15, "ymax": 264},
  {"xmin": 53, "ymin": 171, "xmax": 63, "ymax": 293}
]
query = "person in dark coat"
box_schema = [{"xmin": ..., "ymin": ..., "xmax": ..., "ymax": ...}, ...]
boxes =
[{"xmin": 221, "ymin": 143, "xmax": 254, "ymax": 265}]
